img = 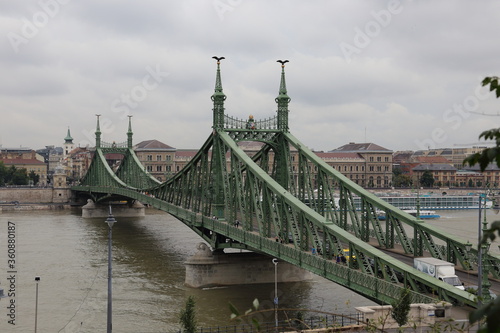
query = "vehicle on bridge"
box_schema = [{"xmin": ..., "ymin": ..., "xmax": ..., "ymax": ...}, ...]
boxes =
[{"xmin": 414, "ymin": 257, "xmax": 465, "ymax": 290}]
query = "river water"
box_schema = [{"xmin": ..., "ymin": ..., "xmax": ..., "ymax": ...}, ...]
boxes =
[
  {"xmin": 0, "ymin": 209, "xmax": 383, "ymax": 333},
  {"xmin": 1, "ymin": 208, "xmax": 498, "ymax": 332}
]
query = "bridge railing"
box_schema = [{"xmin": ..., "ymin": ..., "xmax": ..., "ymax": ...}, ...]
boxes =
[{"xmin": 224, "ymin": 114, "xmax": 278, "ymax": 130}]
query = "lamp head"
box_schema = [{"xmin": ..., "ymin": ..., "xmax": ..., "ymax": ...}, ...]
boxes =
[
  {"xmin": 35, "ymin": 276, "xmax": 40, "ymax": 282},
  {"xmin": 465, "ymin": 242, "xmax": 472, "ymax": 253},
  {"xmin": 105, "ymin": 205, "xmax": 117, "ymax": 229}
]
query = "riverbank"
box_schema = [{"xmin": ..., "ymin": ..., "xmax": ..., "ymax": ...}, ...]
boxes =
[{"xmin": 0, "ymin": 203, "xmax": 71, "ymax": 212}]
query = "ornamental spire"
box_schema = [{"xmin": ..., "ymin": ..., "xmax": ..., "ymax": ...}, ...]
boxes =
[
  {"xmin": 276, "ymin": 60, "xmax": 291, "ymax": 132},
  {"xmin": 211, "ymin": 56, "xmax": 226, "ymax": 130},
  {"xmin": 95, "ymin": 114, "xmax": 101, "ymax": 148},
  {"xmin": 127, "ymin": 115, "xmax": 133, "ymax": 148}
]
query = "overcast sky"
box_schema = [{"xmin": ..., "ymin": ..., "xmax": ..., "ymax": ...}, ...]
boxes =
[{"xmin": 1, "ymin": 1, "xmax": 500, "ymax": 153}]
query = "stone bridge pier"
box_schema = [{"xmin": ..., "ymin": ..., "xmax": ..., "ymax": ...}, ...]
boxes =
[
  {"xmin": 81, "ymin": 199, "xmax": 145, "ymax": 218},
  {"xmin": 185, "ymin": 243, "xmax": 312, "ymax": 288}
]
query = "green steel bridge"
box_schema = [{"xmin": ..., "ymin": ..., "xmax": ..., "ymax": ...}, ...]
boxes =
[{"xmin": 72, "ymin": 58, "xmax": 498, "ymax": 308}]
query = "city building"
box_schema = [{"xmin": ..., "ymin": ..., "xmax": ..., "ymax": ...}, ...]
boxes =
[
  {"xmin": 314, "ymin": 151, "xmax": 366, "ymax": 186},
  {"xmin": 412, "ymin": 163, "xmax": 457, "ymax": 187},
  {"xmin": 0, "ymin": 157, "xmax": 48, "ymax": 185},
  {"xmin": 330, "ymin": 142, "xmax": 393, "ymax": 188},
  {"xmin": 134, "ymin": 140, "xmax": 176, "ymax": 181}
]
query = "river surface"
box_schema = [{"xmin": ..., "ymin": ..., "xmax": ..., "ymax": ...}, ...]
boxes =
[{"xmin": 0, "ymin": 208, "xmax": 498, "ymax": 332}]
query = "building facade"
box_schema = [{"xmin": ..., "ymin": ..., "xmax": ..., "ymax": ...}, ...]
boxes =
[
  {"xmin": 134, "ymin": 140, "xmax": 176, "ymax": 182},
  {"xmin": 330, "ymin": 142, "xmax": 393, "ymax": 188}
]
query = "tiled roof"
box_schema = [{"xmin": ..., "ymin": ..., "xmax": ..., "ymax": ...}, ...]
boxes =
[
  {"xmin": 413, "ymin": 156, "xmax": 451, "ymax": 164},
  {"xmin": 412, "ymin": 163, "xmax": 456, "ymax": 171},
  {"xmin": 315, "ymin": 152, "xmax": 363, "ymax": 159},
  {"xmin": 331, "ymin": 142, "xmax": 391, "ymax": 153},
  {"xmin": 135, "ymin": 140, "xmax": 175, "ymax": 150},
  {"xmin": 0, "ymin": 158, "xmax": 45, "ymax": 165}
]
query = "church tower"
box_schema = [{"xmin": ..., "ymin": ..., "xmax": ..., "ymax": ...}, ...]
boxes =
[{"xmin": 63, "ymin": 127, "xmax": 74, "ymax": 158}]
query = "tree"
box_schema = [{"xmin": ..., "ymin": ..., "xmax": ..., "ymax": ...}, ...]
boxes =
[
  {"xmin": 463, "ymin": 77, "xmax": 500, "ymax": 170},
  {"xmin": 420, "ymin": 170, "xmax": 434, "ymax": 188},
  {"xmin": 394, "ymin": 174, "xmax": 412, "ymax": 188},
  {"xmin": 179, "ymin": 296, "xmax": 197, "ymax": 333},
  {"xmin": 464, "ymin": 76, "xmax": 500, "ymax": 332},
  {"xmin": 11, "ymin": 168, "xmax": 28, "ymax": 185},
  {"xmin": 28, "ymin": 170, "xmax": 39, "ymax": 185},
  {"xmin": 391, "ymin": 288, "xmax": 411, "ymax": 331},
  {"xmin": 0, "ymin": 161, "xmax": 7, "ymax": 186}
]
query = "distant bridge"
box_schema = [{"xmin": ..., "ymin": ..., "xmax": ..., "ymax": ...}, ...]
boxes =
[{"xmin": 72, "ymin": 58, "xmax": 499, "ymax": 308}]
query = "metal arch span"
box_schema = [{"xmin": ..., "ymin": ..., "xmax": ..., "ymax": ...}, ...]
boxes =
[
  {"xmin": 71, "ymin": 58, "xmax": 498, "ymax": 308},
  {"xmin": 73, "ymin": 129, "xmax": 481, "ymax": 307}
]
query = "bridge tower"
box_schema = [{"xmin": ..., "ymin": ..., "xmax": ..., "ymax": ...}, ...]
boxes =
[
  {"xmin": 127, "ymin": 115, "xmax": 133, "ymax": 149},
  {"xmin": 211, "ymin": 57, "xmax": 227, "ymax": 219},
  {"xmin": 95, "ymin": 114, "xmax": 102, "ymax": 148}
]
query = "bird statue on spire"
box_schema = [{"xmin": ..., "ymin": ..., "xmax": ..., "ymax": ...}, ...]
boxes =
[
  {"xmin": 212, "ymin": 56, "xmax": 225, "ymax": 64},
  {"xmin": 277, "ymin": 60, "xmax": 289, "ymax": 67}
]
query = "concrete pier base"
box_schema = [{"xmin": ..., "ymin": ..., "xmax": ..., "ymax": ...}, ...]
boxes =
[
  {"xmin": 81, "ymin": 200, "xmax": 145, "ymax": 218},
  {"xmin": 185, "ymin": 243, "xmax": 312, "ymax": 288}
]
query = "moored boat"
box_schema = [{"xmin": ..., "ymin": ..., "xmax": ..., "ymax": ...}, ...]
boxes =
[{"xmin": 377, "ymin": 209, "xmax": 441, "ymax": 220}]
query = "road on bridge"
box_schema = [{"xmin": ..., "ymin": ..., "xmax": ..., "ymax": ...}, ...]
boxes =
[{"xmin": 376, "ymin": 246, "xmax": 500, "ymax": 298}]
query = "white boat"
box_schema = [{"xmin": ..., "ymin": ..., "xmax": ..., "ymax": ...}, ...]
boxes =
[
  {"xmin": 403, "ymin": 209, "xmax": 441, "ymax": 219},
  {"xmin": 377, "ymin": 209, "xmax": 440, "ymax": 220}
]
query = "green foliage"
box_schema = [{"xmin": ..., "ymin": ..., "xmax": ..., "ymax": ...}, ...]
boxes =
[
  {"xmin": 28, "ymin": 170, "xmax": 40, "ymax": 185},
  {"xmin": 466, "ymin": 76, "xmax": 500, "ymax": 332},
  {"xmin": 0, "ymin": 162, "xmax": 6, "ymax": 186},
  {"xmin": 483, "ymin": 76, "xmax": 500, "ymax": 98},
  {"xmin": 463, "ymin": 77, "xmax": 500, "ymax": 172},
  {"xmin": 394, "ymin": 174, "xmax": 412, "ymax": 188},
  {"xmin": 0, "ymin": 163, "xmax": 31, "ymax": 186},
  {"xmin": 391, "ymin": 288, "xmax": 411, "ymax": 329},
  {"xmin": 229, "ymin": 298, "xmax": 261, "ymax": 331},
  {"xmin": 179, "ymin": 296, "xmax": 197, "ymax": 333},
  {"xmin": 11, "ymin": 168, "xmax": 28, "ymax": 185},
  {"xmin": 420, "ymin": 170, "xmax": 435, "ymax": 187}
]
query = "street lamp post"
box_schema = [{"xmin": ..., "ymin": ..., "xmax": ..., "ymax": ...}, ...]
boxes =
[
  {"xmin": 272, "ymin": 258, "xmax": 278, "ymax": 332},
  {"xmin": 35, "ymin": 276, "xmax": 40, "ymax": 333},
  {"xmin": 106, "ymin": 206, "xmax": 117, "ymax": 333},
  {"xmin": 481, "ymin": 196, "xmax": 491, "ymax": 303},
  {"xmin": 478, "ymin": 193, "xmax": 493, "ymax": 305}
]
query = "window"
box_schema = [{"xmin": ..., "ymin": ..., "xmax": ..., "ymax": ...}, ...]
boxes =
[
  {"xmin": 147, "ymin": 165, "xmax": 153, "ymax": 172},
  {"xmin": 377, "ymin": 157, "xmax": 381, "ymax": 162},
  {"xmin": 369, "ymin": 166, "xmax": 374, "ymax": 171},
  {"xmin": 369, "ymin": 157, "xmax": 374, "ymax": 162},
  {"xmin": 166, "ymin": 155, "xmax": 171, "ymax": 161},
  {"xmin": 167, "ymin": 166, "xmax": 172, "ymax": 172},
  {"xmin": 147, "ymin": 155, "xmax": 153, "ymax": 161},
  {"xmin": 156, "ymin": 165, "xmax": 162, "ymax": 172},
  {"xmin": 157, "ymin": 155, "xmax": 162, "ymax": 161},
  {"xmin": 385, "ymin": 157, "xmax": 389, "ymax": 162}
]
